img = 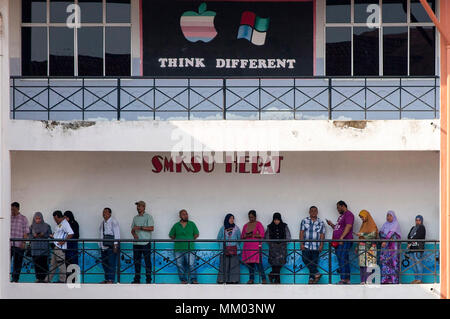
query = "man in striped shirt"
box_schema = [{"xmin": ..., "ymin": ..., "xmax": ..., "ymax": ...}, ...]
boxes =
[
  {"xmin": 10, "ymin": 202, "xmax": 29, "ymax": 282},
  {"xmin": 300, "ymin": 206, "xmax": 325, "ymax": 284}
]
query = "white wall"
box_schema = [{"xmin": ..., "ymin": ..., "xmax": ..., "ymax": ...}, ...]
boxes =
[{"xmin": 11, "ymin": 151, "xmax": 439, "ymax": 240}]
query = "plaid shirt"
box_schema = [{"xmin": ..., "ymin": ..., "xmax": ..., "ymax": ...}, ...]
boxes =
[
  {"xmin": 11, "ymin": 213, "xmax": 29, "ymax": 248},
  {"xmin": 300, "ymin": 217, "xmax": 325, "ymax": 250}
]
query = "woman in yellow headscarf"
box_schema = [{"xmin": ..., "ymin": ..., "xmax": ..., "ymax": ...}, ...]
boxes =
[{"xmin": 357, "ymin": 210, "xmax": 378, "ymax": 284}]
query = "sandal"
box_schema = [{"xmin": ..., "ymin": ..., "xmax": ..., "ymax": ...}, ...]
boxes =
[
  {"xmin": 247, "ymin": 279, "xmax": 254, "ymax": 284},
  {"xmin": 313, "ymin": 274, "xmax": 322, "ymax": 284}
]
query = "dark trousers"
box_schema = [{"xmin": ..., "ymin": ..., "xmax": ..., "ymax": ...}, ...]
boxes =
[
  {"xmin": 65, "ymin": 241, "xmax": 79, "ymax": 266},
  {"xmin": 101, "ymin": 248, "xmax": 117, "ymax": 282},
  {"xmin": 270, "ymin": 265, "xmax": 282, "ymax": 283},
  {"xmin": 247, "ymin": 262, "xmax": 266, "ymax": 281},
  {"xmin": 11, "ymin": 247, "xmax": 25, "ymax": 282},
  {"xmin": 302, "ymin": 249, "xmax": 320, "ymax": 280},
  {"xmin": 33, "ymin": 255, "xmax": 49, "ymax": 281},
  {"xmin": 133, "ymin": 243, "xmax": 152, "ymax": 283},
  {"xmin": 336, "ymin": 242, "xmax": 352, "ymax": 280}
]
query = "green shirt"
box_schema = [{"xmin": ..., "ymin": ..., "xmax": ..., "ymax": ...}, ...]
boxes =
[
  {"xmin": 131, "ymin": 213, "xmax": 154, "ymax": 245},
  {"xmin": 169, "ymin": 221, "xmax": 199, "ymax": 251}
]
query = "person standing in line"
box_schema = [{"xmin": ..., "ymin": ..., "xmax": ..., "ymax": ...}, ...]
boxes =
[
  {"xmin": 300, "ymin": 206, "xmax": 326, "ymax": 284},
  {"xmin": 379, "ymin": 210, "xmax": 402, "ymax": 284},
  {"xmin": 407, "ymin": 214, "xmax": 426, "ymax": 284},
  {"xmin": 47, "ymin": 210, "xmax": 74, "ymax": 283},
  {"xmin": 29, "ymin": 212, "xmax": 52, "ymax": 283},
  {"xmin": 326, "ymin": 201, "xmax": 355, "ymax": 284},
  {"xmin": 265, "ymin": 212, "xmax": 291, "ymax": 284},
  {"xmin": 356, "ymin": 210, "xmax": 378, "ymax": 284},
  {"xmin": 217, "ymin": 213, "xmax": 241, "ymax": 284},
  {"xmin": 131, "ymin": 201, "xmax": 154, "ymax": 284},
  {"xmin": 241, "ymin": 210, "xmax": 267, "ymax": 284},
  {"xmin": 169, "ymin": 209, "xmax": 200, "ymax": 284},
  {"xmin": 99, "ymin": 207, "xmax": 121, "ymax": 284},
  {"xmin": 10, "ymin": 202, "xmax": 29, "ymax": 283},
  {"xmin": 63, "ymin": 211, "xmax": 79, "ymax": 266}
]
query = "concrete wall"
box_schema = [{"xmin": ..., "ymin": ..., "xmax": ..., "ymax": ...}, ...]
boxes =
[{"xmin": 11, "ymin": 151, "xmax": 439, "ymax": 240}]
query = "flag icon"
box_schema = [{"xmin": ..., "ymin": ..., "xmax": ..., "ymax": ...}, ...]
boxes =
[{"xmin": 237, "ymin": 11, "xmax": 269, "ymax": 46}]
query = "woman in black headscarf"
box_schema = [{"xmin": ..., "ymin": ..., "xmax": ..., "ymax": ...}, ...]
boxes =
[
  {"xmin": 63, "ymin": 211, "xmax": 80, "ymax": 266},
  {"xmin": 217, "ymin": 213, "xmax": 241, "ymax": 284},
  {"xmin": 407, "ymin": 214, "xmax": 426, "ymax": 284},
  {"xmin": 264, "ymin": 212, "xmax": 291, "ymax": 284}
]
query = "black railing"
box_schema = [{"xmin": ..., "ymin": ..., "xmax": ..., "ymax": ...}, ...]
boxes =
[
  {"xmin": 10, "ymin": 238, "xmax": 439, "ymax": 285},
  {"xmin": 10, "ymin": 76, "xmax": 439, "ymax": 121}
]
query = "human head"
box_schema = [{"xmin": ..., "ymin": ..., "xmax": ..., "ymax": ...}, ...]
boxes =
[
  {"xmin": 309, "ymin": 206, "xmax": 318, "ymax": 219},
  {"xmin": 11, "ymin": 202, "xmax": 20, "ymax": 215},
  {"xmin": 272, "ymin": 212, "xmax": 282, "ymax": 225},
  {"xmin": 386, "ymin": 210, "xmax": 395, "ymax": 223},
  {"xmin": 63, "ymin": 211, "xmax": 75, "ymax": 223},
  {"xmin": 224, "ymin": 213, "xmax": 235, "ymax": 229},
  {"xmin": 52, "ymin": 210, "xmax": 64, "ymax": 224},
  {"xmin": 415, "ymin": 215, "xmax": 423, "ymax": 226},
  {"xmin": 336, "ymin": 201, "xmax": 347, "ymax": 214},
  {"xmin": 103, "ymin": 207, "xmax": 112, "ymax": 220},
  {"xmin": 179, "ymin": 209, "xmax": 188, "ymax": 222},
  {"xmin": 359, "ymin": 210, "xmax": 369, "ymax": 222},
  {"xmin": 135, "ymin": 201, "xmax": 146, "ymax": 214},
  {"xmin": 33, "ymin": 212, "xmax": 43, "ymax": 224},
  {"xmin": 248, "ymin": 210, "xmax": 257, "ymax": 222}
]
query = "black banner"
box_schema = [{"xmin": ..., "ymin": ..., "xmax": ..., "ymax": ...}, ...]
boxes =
[{"xmin": 142, "ymin": 0, "xmax": 314, "ymax": 76}]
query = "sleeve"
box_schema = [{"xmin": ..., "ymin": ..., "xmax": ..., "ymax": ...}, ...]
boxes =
[
  {"xmin": 320, "ymin": 221, "xmax": 326, "ymax": 234},
  {"xmin": 264, "ymin": 228, "xmax": 269, "ymax": 239},
  {"xmin": 192, "ymin": 222, "xmax": 199, "ymax": 236},
  {"xmin": 415, "ymin": 225, "xmax": 426, "ymax": 239},
  {"xmin": 241, "ymin": 224, "xmax": 247, "ymax": 239},
  {"xmin": 344, "ymin": 213, "xmax": 354, "ymax": 226},
  {"xmin": 45, "ymin": 226, "xmax": 52, "ymax": 238},
  {"xmin": 23, "ymin": 216, "xmax": 29, "ymax": 236},
  {"xmin": 407, "ymin": 227, "xmax": 414, "ymax": 239},
  {"xmin": 300, "ymin": 219, "xmax": 305, "ymax": 232},
  {"xmin": 113, "ymin": 220, "xmax": 121, "ymax": 243},
  {"xmin": 131, "ymin": 217, "xmax": 135, "ymax": 230},
  {"xmin": 217, "ymin": 226, "xmax": 224, "ymax": 240},
  {"xmin": 169, "ymin": 224, "xmax": 176, "ymax": 238},
  {"xmin": 99, "ymin": 222, "xmax": 103, "ymax": 249},
  {"xmin": 257, "ymin": 222, "xmax": 265, "ymax": 238},
  {"xmin": 148, "ymin": 215, "xmax": 155, "ymax": 227},
  {"xmin": 285, "ymin": 225, "xmax": 291, "ymax": 240},
  {"xmin": 235, "ymin": 227, "xmax": 241, "ymax": 240},
  {"xmin": 64, "ymin": 221, "xmax": 74, "ymax": 236}
]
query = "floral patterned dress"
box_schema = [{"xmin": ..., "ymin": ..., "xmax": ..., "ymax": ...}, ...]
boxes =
[
  {"xmin": 358, "ymin": 231, "xmax": 377, "ymax": 267},
  {"xmin": 379, "ymin": 231, "xmax": 401, "ymax": 284}
]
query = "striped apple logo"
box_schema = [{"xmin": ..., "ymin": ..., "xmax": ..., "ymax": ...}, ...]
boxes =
[{"xmin": 180, "ymin": 3, "xmax": 217, "ymax": 43}]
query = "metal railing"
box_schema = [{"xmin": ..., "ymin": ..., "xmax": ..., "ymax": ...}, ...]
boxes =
[
  {"xmin": 10, "ymin": 76, "xmax": 439, "ymax": 121},
  {"xmin": 10, "ymin": 238, "xmax": 439, "ymax": 284}
]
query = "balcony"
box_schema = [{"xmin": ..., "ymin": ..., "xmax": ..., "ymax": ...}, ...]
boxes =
[{"xmin": 10, "ymin": 76, "xmax": 440, "ymax": 121}]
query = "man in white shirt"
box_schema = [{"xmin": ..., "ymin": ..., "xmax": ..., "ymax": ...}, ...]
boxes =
[
  {"xmin": 47, "ymin": 210, "xmax": 74, "ymax": 283},
  {"xmin": 99, "ymin": 207, "xmax": 121, "ymax": 284}
]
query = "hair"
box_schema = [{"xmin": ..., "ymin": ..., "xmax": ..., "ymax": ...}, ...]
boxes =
[
  {"xmin": 336, "ymin": 201, "xmax": 347, "ymax": 208},
  {"xmin": 179, "ymin": 209, "xmax": 187, "ymax": 216},
  {"xmin": 52, "ymin": 210, "xmax": 63, "ymax": 218},
  {"xmin": 11, "ymin": 202, "xmax": 20, "ymax": 209},
  {"xmin": 248, "ymin": 210, "xmax": 257, "ymax": 217},
  {"xmin": 309, "ymin": 206, "xmax": 318, "ymax": 211},
  {"xmin": 63, "ymin": 210, "xmax": 75, "ymax": 222},
  {"xmin": 104, "ymin": 207, "xmax": 112, "ymax": 214}
]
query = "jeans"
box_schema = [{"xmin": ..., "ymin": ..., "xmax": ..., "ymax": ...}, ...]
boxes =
[
  {"xmin": 174, "ymin": 251, "xmax": 197, "ymax": 283},
  {"xmin": 247, "ymin": 262, "xmax": 266, "ymax": 281},
  {"xmin": 101, "ymin": 248, "xmax": 118, "ymax": 282},
  {"xmin": 10, "ymin": 247, "xmax": 25, "ymax": 282},
  {"xmin": 302, "ymin": 249, "xmax": 320, "ymax": 280},
  {"xmin": 335, "ymin": 242, "xmax": 352, "ymax": 281},
  {"xmin": 410, "ymin": 252, "xmax": 424, "ymax": 281},
  {"xmin": 133, "ymin": 243, "xmax": 152, "ymax": 283}
]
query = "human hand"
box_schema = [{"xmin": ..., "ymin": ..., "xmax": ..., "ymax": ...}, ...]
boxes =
[{"xmin": 381, "ymin": 242, "xmax": 387, "ymax": 248}]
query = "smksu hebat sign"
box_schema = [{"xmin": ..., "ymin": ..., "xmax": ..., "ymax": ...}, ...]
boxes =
[{"xmin": 142, "ymin": 1, "xmax": 314, "ymax": 76}]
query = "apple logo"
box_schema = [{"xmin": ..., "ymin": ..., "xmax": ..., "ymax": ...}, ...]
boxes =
[{"xmin": 180, "ymin": 3, "xmax": 217, "ymax": 43}]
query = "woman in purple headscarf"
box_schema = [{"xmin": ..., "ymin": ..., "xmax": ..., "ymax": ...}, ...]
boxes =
[{"xmin": 379, "ymin": 210, "xmax": 402, "ymax": 284}]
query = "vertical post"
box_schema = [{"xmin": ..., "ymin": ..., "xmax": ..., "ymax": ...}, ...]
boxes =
[
  {"xmin": 364, "ymin": 77, "xmax": 367, "ymax": 120},
  {"xmin": 258, "ymin": 78, "xmax": 261, "ymax": 120},
  {"xmin": 82, "ymin": 240, "xmax": 85, "ymax": 284},
  {"xmin": 117, "ymin": 78, "xmax": 121, "ymax": 120},
  {"xmin": 47, "ymin": 77, "xmax": 50, "ymax": 120},
  {"xmin": 328, "ymin": 78, "xmax": 332, "ymax": 120},
  {"xmin": 328, "ymin": 242, "xmax": 332, "ymax": 284},
  {"xmin": 399, "ymin": 78, "xmax": 402, "ymax": 119},
  {"xmin": 117, "ymin": 243, "xmax": 121, "ymax": 283},
  {"xmin": 293, "ymin": 240, "xmax": 296, "ymax": 284},
  {"xmin": 12, "ymin": 77, "xmax": 15, "ymax": 119},
  {"xmin": 152, "ymin": 240, "xmax": 156, "ymax": 284},
  {"xmin": 188, "ymin": 78, "xmax": 190, "ymax": 120},
  {"xmin": 223, "ymin": 79, "xmax": 226, "ymax": 120},
  {"xmin": 82, "ymin": 78, "xmax": 85, "ymax": 121}
]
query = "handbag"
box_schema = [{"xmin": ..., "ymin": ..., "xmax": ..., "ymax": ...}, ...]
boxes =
[
  {"xmin": 224, "ymin": 245, "xmax": 237, "ymax": 256},
  {"xmin": 102, "ymin": 222, "xmax": 115, "ymax": 248},
  {"xmin": 331, "ymin": 241, "xmax": 340, "ymax": 248}
]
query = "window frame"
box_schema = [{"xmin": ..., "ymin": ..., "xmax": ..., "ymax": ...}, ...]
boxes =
[
  {"xmin": 21, "ymin": 0, "xmax": 132, "ymax": 76},
  {"xmin": 324, "ymin": 0, "xmax": 437, "ymax": 76}
]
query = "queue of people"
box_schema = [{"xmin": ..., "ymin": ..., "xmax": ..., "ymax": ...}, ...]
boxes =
[{"xmin": 10, "ymin": 200, "xmax": 428, "ymax": 285}]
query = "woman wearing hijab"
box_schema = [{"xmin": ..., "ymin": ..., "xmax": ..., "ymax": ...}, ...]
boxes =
[
  {"xmin": 356, "ymin": 210, "xmax": 378, "ymax": 284},
  {"xmin": 264, "ymin": 213, "xmax": 291, "ymax": 284},
  {"xmin": 29, "ymin": 212, "xmax": 52, "ymax": 283},
  {"xmin": 63, "ymin": 211, "xmax": 80, "ymax": 266},
  {"xmin": 407, "ymin": 215, "xmax": 426, "ymax": 284},
  {"xmin": 241, "ymin": 210, "xmax": 267, "ymax": 284},
  {"xmin": 379, "ymin": 210, "xmax": 402, "ymax": 284},
  {"xmin": 217, "ymin": 213, "xmax": 242, "ymax": 284}
]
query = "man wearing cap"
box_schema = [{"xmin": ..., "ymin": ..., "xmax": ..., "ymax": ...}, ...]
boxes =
[{"xmin": 131, "ymin": 201, "xmax": 154, "ymax": 284}]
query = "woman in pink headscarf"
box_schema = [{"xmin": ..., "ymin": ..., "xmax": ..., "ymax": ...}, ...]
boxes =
[{"xmin": 379, "ymin": 210, "xmax": 402, "ymax": 284}]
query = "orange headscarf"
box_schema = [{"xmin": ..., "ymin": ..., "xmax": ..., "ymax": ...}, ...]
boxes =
[{"xmin": 359, "ymin": 210, "xmax": 378, "ymax": 235}]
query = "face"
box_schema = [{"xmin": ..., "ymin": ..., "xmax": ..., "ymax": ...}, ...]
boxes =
[
  {"xmin": 34, "ymin": 216, "xmax": 42, "ymax": 224},
  {"xmin": 359, "ymin": 215, "xmax": 367, "ymax": 222},
  {"xmin": 415, "ymin": 218, "xmax": 422, "ymax": 226},
  {"xmin": 228, "ymin": 216, "xmax": 234, "ymax": 225},
  {"xmin": 64, "ymin": 216, "xmax": 70, "ymax": 222},
  {"xmin": 337, "ymin": 204, "xmax": 346, "ymax": 214},
  {"xmin": 53, "ymin": 215, "xmax": 62, "ymax": 224},
  {"xmin": 103, "ymin": 209, "xmax": 111, "ymax": 220},
  {"xmin": 180, "ymin": 210, "xmax": 188, "ymax": 221},
  {"xmin": 274, "ymin": 219, "xmax": 280, "ymax": 225},
  {"xmin": 136, "ymin": 204, "xmax": 145, "ymax": 214},
  {"xmin": 248, "ymin": 214, "xmax": 256, "ymax": 222},
  {"xmin": 386, "ymin": 214, "xmax": 394, "ymax": 223},
  {"xmin": 309, "ymin": 207, "xmax": 318, "ymax": 218},
  {"xmin": 11, "ymin": 206, "xmax": 19, "ymax": 215}
]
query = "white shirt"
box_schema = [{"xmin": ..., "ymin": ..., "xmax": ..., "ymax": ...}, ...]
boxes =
[
  {"xmin": 53, "ymin": 219, "xmax": 74, "ymax": 250},
  {"xmin": 99, "ymin": 217, "xmax": 120, "ymax": 249}
]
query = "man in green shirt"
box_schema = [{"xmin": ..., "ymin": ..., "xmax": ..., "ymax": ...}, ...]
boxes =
[
  {"xmin": 169, "ymin": 209, "xmax": 199, "ymax": 284},
  {"xmin": 131, "ymin": 201, "xmax": 154, "ymax": 284}
]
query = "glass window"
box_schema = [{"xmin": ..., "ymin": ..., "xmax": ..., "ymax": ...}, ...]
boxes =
[
  {"xmin": 50, "ymin": 0, "xmax": 74, "ymax": 23},
  {"xmin": 22, "ymin": 0, "xmax": 46, "ymax": 23},
  {"xmin": 353, "ymin": 27, "xmax": 379, "ymax": 76},
  {"xmin": 49, "ymin": 27, "xmax": 74, "ymax": 75},
  {"xmin": 354, "ymin": 0, "xmax": 379, "ymax": 24},
  {"xmin": 382, "ymin": 0, "xmax": 407, "ymax": 23},
  {"xmin": 326, "ymin": 28, "xmax": 351, "ymax": 76},
  {"xmin": 106, "ymin": 0, "xmax": 131, "ymax": 23},
  {"xmin": 383, "ymin": 27, "xmax": 408, "ymax": 75},
  {"xmin": 105, "ymin": 27, "xmax": 131, "ymax": 76},
  {"xmin": 410, "ymin": 0, "xmax": 435, "ymax": 23},
  {"xmin": 326, "ymin": 0, "xmax": 350, "ymax": 23},
  {"xmin": 78, "ymin": 27, "xmax": 103, "ymax": 76},
  {"xmin": 79, "ymin": 0, "xmax": 103, "ymax": 23},
  {"xmin": 410, "ymin": 26, "xmax": 435, "ymax": 76},
  {"xmin": 22, "ymin": 27, "xmax": 48, "ymax": 76}
]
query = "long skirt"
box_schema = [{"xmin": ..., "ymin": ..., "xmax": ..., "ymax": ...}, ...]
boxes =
[{"xmin": 217, "ymin": 254, "xmax": 240, "ymax": 283}]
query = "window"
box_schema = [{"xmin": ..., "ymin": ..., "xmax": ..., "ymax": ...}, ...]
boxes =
[
  {"xmin": 325, "ymin": 0, "xmax": 436, "ymax": 76},
  {"xmin": 22, "ymin": 0, "xmax": 131, "ymax": 76}
]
